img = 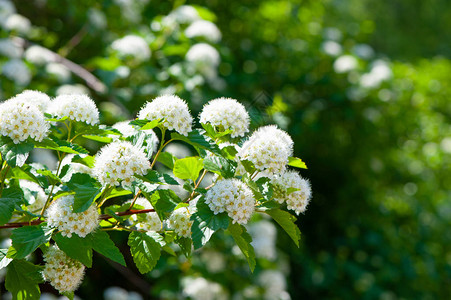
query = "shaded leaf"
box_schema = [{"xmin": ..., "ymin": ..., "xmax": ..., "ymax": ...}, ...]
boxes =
[
  {"xmin": 128, "ymin": 231, "xmax": 161, "ymax": 274},
  {"xmin": 265, "ymin": 209, "xmax": 301, "ymax": 247},
  {"xmin": 228, "ymin": 223, "xmax": 256, "ymax": 272},
  {"xmin": 53, "ymin": 233, "xmax": 92, "ymax": 267},
  {"xmin": 8, "ymin": 224, "xmax": 54, "ymax": 259}
]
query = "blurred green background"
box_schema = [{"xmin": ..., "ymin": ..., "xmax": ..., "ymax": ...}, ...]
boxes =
[{"xmin": 1, "ymin": 0, "xmax": 450, "ymax": 299}]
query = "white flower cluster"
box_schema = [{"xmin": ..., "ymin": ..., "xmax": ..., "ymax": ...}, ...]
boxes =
[
  {"xmin": 205, "ymin": 179, "xmax": 254, "ymax": 224},
  {"xmin": 111, "ymin": 35, "xmax": 150, "ymax": 62},
  {"xmin": 1, "ymin": 59, "xmax": 31, "ymax": 85},
  {"xmin": 20, "ymin": 180, "xmax": 46, "ymax": 213},
  {"xmin": 24, "ymin": 45, "xmax": 54, "ymax": 65},
  {"xmin": 272, "ymin": 170, "xmax": 312, "ymax": 215},
  {"xmin": 185, "ymin": 20, "xmax": 222, "ymax": 43},
  {"xmin": 49, "ymin": 94, "xmax": 99, "ymax": 125},
  {"xmin": 186, "ymin": 43, "xmax": 220, "ymax": 68},
  {"xmin": 0, "ymin": 38, "xmax": 22, "ymax": 58},
  {"xmin": 168, "ymin": 5, "xmax": 200, "ymax": 24},
  {"xmin": 168, "ymin": 207, "xmax": 192, "ymax": 238},
  {"xmin": 138, "ymin": 95, "xmax": 193, "ymax": 136},
  {"xmin": 130, "ymin": 198, "xmax": 162, "ymax": 232},
  {"xmin": 46, "ymin": 195, "xmax": 99, "ymax": 237},
  {"xmin": 94, "ymin": 141, "xmax": 150, "ymax": 188},
  {"xmin": 0, "ymin": 96, "xmax": 49, "ymax": 143},
  {"xmin": 182, "ymin": 277, "xmax": 227, "ymax": 300},
  {"xmin": 15, "ymin": 89, "xmax": 51, "ymax": 112},
  {"xmin": 113, "ymin": 120, "xmax": 159, "ymax": 153},
  {"xmin": 200, "ymin": 97, "xmax": 250, "ymax": 137},
  {"xmin": 42, "ymin": 246, "xmax": 85, "ymax": 293},
  {"xmin": 249, "ymin": 220, "xmax": 277, "ymax": 260},
  {"xmin": 238, "ymin": 125, "xmax": 294, "ymax": 174}
]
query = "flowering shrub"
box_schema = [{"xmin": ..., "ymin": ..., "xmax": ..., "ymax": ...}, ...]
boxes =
[{"xmin": 0, "ymin": 91, "xmax": 311, "ymax": 299}]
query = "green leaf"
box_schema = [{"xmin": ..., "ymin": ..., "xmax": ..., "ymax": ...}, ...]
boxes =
[
  {"xmin": 72, "ymin": 155, "xmax": 95, "ymax": 168},
  {"xmin": 0, "ymin": 186, "xmax": 24, "ymax": 225},
  {"xmin": 288, "ymin": 157, "xmax": 307, "ymax": 169},
  {"xmin": 176, "ymin": 237, "xmax": 192, "ymax": 258},
  {"xmin": 53, "ymin": 233, "xmax": 92, "ymax": 267},
  {"xmin": 62, "ymin": 291, "xmax": 74, "ymax": 300},
  {"xmin": 148, "ymin": 189, "xmax": 181, "ymax": 221},
  {"xmin": 0, "ymin": 248, "xmax": 12, "ymax": 269},
  {"xmin": 103, "ymin": 188, "xmax": 132, "ymax": 201},
  {"xmin": 171, "ymin": 129, "xmax": 221, "ymax": 156},
  {"xmin": 34, "ymin": 138, "xmax": 89, "ymax": 155},
  {"xmin": 203, "ymin": 156, "xmax": 237, "ymax": 178},
  {"xmin": 89, "ymin": 230, "xmax": 126, "ymax": 266},
  {"xmin": 221, "ymin": 145, "xmax": 238, "ymax": 160},
  {"xmin": 128, "ymin": 231, "xmax": 161, "ymax": 274},
  {"xmin": 5, "ymin": 259, "xmax": 42, "ymax": 300},
  {"xmin": 129, "ymin": 119, "xmax": 161, "ymax": 130},
  {"xmin": 191, "ymin": 199, "xmax": 229, "ymax": 249},
  {"xmin": 66, "ymin": 173, "xmax": 102, "ymax": 213},
  {"xmin": 228, "ymin": 223, "xmax": 256, "ymax": 272},
  {"xmin": 240, "ymin": 160, "xmax": 256, "ymax": 174},
  {"xmin": 135, "ymin": 170, "xmax": 179, "ymax": 185},
  {"xmin": 156, "ymin": 152, "xmax": 178, "ymax": 169},
  {"xmin": 200, "ymin": 123, "xmax": 233, "ymax": 139},
  {"xmin": 8, "ymin": 224, "xmax": 54, "ymax": 259},
  {"xmin": 173, "ymin": 157, "xmax": 204, "ymax": 182},
  {"xmin": 265, "ymin": 209, "xmax": 301, "ymax": 247},
  {"xmin": 0, "ymin": 136, "xmax": 34, "ymax": 168},
  {"xmin": 82, "ymin": 135, "xmax": 113, "ymax": 143},
  {"xmin": 36, "ymin": 169, "xmax": 61, "ymax": 185}
]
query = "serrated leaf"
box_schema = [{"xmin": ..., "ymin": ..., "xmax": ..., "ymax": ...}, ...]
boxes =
[
  {"xmin": 36, "ymin": 169, "xmax": 61, "ymax": 185},
  {"xmin": 265, "ymin": 209, "xmax": 301, "ymax": 247},
  {"xmin": 203, "ymin": 156, "xmax": 237, "ymax": 178},
  {"xmin": 89, "ymin": 230, "xmax": 126, "ymax": 266},
  {"xmin": 71, "ymin": 155, "xmax": 95, "ymax": 168},
  {"xmin": 0, "ymin": 186, "xmax": 24, "ymax": 225},
  {"xmin": 53, "ymin": 233, "xmax": 92, "ymax": 267},
  {"xmin": 191, "ymin": 199, "xmax": 229, "ymax": 249},
  {"xmin": 176, "ymin": 237, "xmax": 192, "ymax": 258},
  {"xmin": 200, "ymin": 123, "xmax": 233, "ymax": 138},
  {"xmin": 171, "ymin": 129, "xmax": 221, "ymax": 156},
  {"xmin": 8, "ymin": 224, "xmax": 54, "ymax": 259},
  {"xmin": 173, "ymin": 157, "xmax": 204, "ymax": 182},
  {"xmin": 288, "ymin": 157, "xmax": 307, "ymax": 169},
  {"xmin": 221, "ymin": 145, "xmax": 238, "ymax": 160},
  {"xmin": 240, "ymin": 159, "xmax": 256, "ymax": 174},
  {"xmin": 228, "ymin": 223, "xmax": 256, "ymax": 272},
  {"xmin": 0, "ymin": 136, "xmax": 33, "ymax": 168},
  {"xmin": 156, "ymin": 152, "xmax": 178, "ymax": 169},
  {"xmin": 135, "ymin": 170, "xmax": 179, "ymax": 185},
  {"xmin": 34, "ymin": 138, "xmax": 89, "ymax": 155},
  {"xmin": 0, "ymin": 248, "xmax": 12, "ymax": 269},
  {"xmin": 5, "ymin": 259, "xmax": 42, "ymax": 300},
  {"xmin": 66, "ymin": 173, "xmax": 102, "ymax": 213},
  {"xmin": 82, "ymin": 135, "xmax": 113, "ymax": 143},
  {"xmin": 128, "ymin": 231, "xmax": 161, "ymax": 274},
  {"xmin": 129, "ymin": 119, "xmax": 161, "ymax": 130},
  {"xmin": 148, "ymin": 189, "xmax": 181, "ymax": 221}
]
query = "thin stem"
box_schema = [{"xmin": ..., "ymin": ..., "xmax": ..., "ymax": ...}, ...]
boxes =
[
  {"xmin": 40, "ymin": 152, "xmax": 65, "ymax": 218},
  {"xmin": 150, "ymin": 129, "xmax": 168, "ymax": 169},
  {"xmin": 59, "ymin": 25, "xmax": 88, "ymax": 57},
  {"xmin": 128, "ymin": 191, "xmax": 142, "ymax": 211},
  {"xmin": 187, "ymin": 169, "xmax": 208, "ymax": 202},
  {"xmin": 96, "ymin": 185, "xmax": 114, "ymax": 208},
  {"xmin": 0, "ymin": 208, "xmax": 157, "ymax": 229}
]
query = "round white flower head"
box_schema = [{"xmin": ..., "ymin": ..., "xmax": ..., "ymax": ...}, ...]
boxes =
[
  {"xmin": 168, "ymin": 5, "xmax": 200, "ymax": 24},
  {"xmin": 182, "ymin": 277, "xmax": 227, "ymax": 300},
  {"xmin": 0, "ymin": 0, "xmax": 16, "ymax": 24},
  {"xmin": 24, "ymin": 45, "xmax": 54, "ymax": 65},
  {"xmin": 0, "ymin": 38, "xmax": 23, "ymax": 58},
  {"xmin": 185, "ymin": 20, "xmax": 222, "ymax": 43},
  {"xmin": 46, "ymin": 195, "xmax": 99, "ymax": 237},
  {"xmin": 42, "ymin": 245, "xmax": 85, "ymax": 293},
  {"xmin": 200, "ymin": 97, "xmax": 250, "ymax": 137},
  {"xmin": 238, "ymin": 125, "xmax": 294, "ymax": 174},
  {"xmin": 333, "ymin": 55, "xmax": 358, "ymax": 73},
  {"xmin": 15, "ymin": 89, "xmax": 51, "ymax": 112},
  {"xmin": 138, "ymin": 95, "xmax": 193, "ymax": 136},
  {"xmin": 130, "ymin": 198, "xmax": 162, "ymax": 232},
  {"xmin": 49, "ymin": 94, "xmax": 99, "ymax": 125},
  {"xmin": 168, "ymin": 207, "xmax": 192, "ymax": 238},
  {"xmin": 1, "ymin": 59, "xmax": 31, "ymax": 85},
  {"xmin": 56, "ymin": 84, "xmax": 90, "ymax": 95},
  {"xmin": 186, "ymin": 43, "xmax": 220, "ymax": 68},
  {"xmin": 20, "ymin": 180, "xmax": 46, "ymax": 213},
  {"xmin": 113, "ymin": 120, "xmax": 159, "ymax": 153},
  {"xmin": 272, "ymin": 170, "xmax": 312, "ymax": 215},
  {"xmin": 0, "ymin": 96, "xmax": 50, "ymax": 143},
  {"xmin": 249, "ymin": 220, "xmax": 277, "ymax": 260},
  {"xmin": 205, "ymin": 179, "xmax": 254, "ymax": 224},
  {"xmin": 94, "ymin": 141, "xmax": 150, "ymax": 188},
  {"xmin": 4, "ymin": 14, "xmax": 31, "ymax": 34},
  {"xmin": 111, "ymin": 35, "xmax": 150, "ymax": 62}
]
